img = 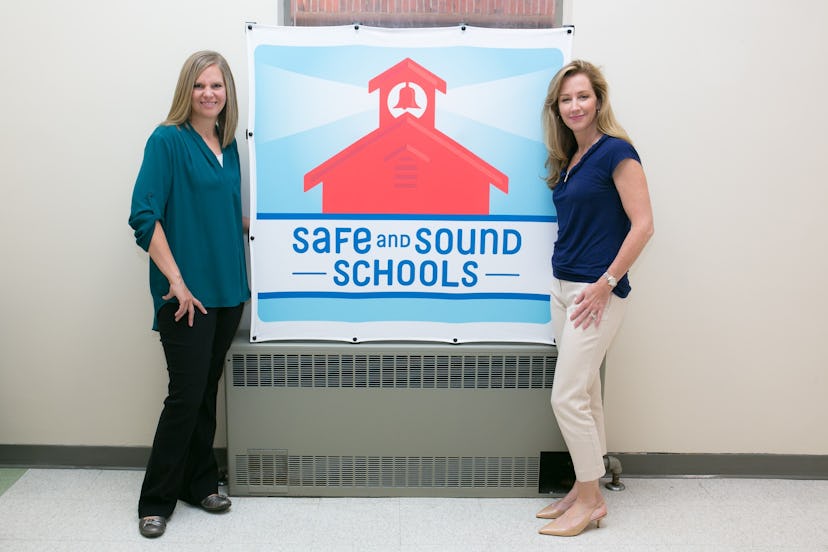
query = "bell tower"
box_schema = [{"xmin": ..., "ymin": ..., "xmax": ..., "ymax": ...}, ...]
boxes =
[{"xmin": 368, "ymin": 58, "xmax": 447, "ymax": 129}]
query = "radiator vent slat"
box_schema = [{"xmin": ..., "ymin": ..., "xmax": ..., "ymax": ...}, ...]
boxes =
[
  {"xmin": 234, "ymin": 453, "xmax": 539, "ymax": 491},
  {"xmin": 231, "ymin": 352, "xmax": 555, "ymax": 389}
]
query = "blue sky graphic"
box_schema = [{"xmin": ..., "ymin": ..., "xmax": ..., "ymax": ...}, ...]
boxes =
[{"xmin": 253, "ymin": 44, "xmax": 563, "ymax": 217}]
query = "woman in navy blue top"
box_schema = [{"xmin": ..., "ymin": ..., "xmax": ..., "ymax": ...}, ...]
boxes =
[
  {"xmin": 129, "ymin": 51, "xmax": 250, "ymax": 539},
  {"xmin": 535, "ymin": 60, "xmax": 654, "ymax": 537}
]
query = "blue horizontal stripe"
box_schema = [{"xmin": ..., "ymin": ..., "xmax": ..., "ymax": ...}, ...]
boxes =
[
  {"xmin": 257, "ymin": 212, "xmax": 556, "ymax": 223},
  {"xmin": 258, "ymin": 291, "xmax": 548, "ymax": 301},
  {"xmin": 257, "ymin": 295, "xmax": 551, "ymax": 324}
]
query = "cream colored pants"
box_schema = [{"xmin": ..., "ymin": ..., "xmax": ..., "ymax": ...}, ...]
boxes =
[{"xmin": 549, "ymin": 277, "xmax": 628, "ymax": 482}]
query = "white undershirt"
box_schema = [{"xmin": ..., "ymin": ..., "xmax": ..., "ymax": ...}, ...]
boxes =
[{"xmin": 216, "ymin": 153, "xmax": 224, "ymax": 167}]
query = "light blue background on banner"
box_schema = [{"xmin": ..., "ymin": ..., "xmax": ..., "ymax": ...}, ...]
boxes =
[
  {"xmin": 253, "ymin": 45, "xmax": 563, "ymax": 217},
  {"xmin": 258, "ymin": 293, "xmax": 551, "ymax": 323}
]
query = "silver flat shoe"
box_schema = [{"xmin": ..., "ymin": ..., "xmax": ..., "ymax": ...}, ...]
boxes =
[
  {"xmin": 200, "ymin": 493, "xmax": 231, "ymax": 512},
  {"xmin": 139, "ymin": 516, "xmax": 166, "ymax": 538}
]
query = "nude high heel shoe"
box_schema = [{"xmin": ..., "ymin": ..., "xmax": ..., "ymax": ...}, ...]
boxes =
[
  {"xmin": 538, "ymin": 504, "xmax": 606, "ymax": 537},
  {"xmin": 535, "ymin": 496, "xmax": 575, "ymax": 519}
]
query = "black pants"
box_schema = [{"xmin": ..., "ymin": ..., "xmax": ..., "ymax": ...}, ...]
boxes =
[{"xmin": 138, "ymin": 302, "xmax": 244, "ymax": 518}]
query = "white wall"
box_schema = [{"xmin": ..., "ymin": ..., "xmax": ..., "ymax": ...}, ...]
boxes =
[
  {"xmin": 1, "ymin": 0, "xmax": 826, "ymax": 455},
  {"xmin": 0, "ymin": 0, "xmax": 277, "ymax": 446},
  {"xmin": 566, "ymin": 0, "xmax": 828, "ymax": 453}
]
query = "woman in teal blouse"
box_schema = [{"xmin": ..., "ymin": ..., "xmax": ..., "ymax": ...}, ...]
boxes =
[{"xmin": 129, "ymin": 50, "xmax": 250, "ymax": 539}]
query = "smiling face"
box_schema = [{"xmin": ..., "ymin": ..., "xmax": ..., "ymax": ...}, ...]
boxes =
[
  {"xmin": 189, "ymin": 64, "xmax": 226, "ymax": 124},
  {"xmin": 557, "ymin": 73, "xmax": 600, "ymax": 136}
]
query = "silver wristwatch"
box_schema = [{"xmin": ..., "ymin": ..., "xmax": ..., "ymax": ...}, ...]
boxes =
[{"xmin": 602, "ymin": 272, "xmax": 617, "ymax": 289}]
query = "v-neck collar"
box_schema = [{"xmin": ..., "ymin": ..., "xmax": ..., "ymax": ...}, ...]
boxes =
[
  {"xmin": 562, "ymin": 134, "xmax": 608, "ymax": 183},
  {"xmin": 184, "ymin": 123, "xmax": 223, "ymax": 169}
]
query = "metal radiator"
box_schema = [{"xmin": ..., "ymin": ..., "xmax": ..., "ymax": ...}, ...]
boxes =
[{"xmin": 224, "ymin": 335, "xmax": 563, "ymax": 497}]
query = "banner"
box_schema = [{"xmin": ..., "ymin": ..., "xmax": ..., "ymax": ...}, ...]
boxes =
[{"xmin": 247, "ymin": 24, "xmax": 572, "ymax": 343}]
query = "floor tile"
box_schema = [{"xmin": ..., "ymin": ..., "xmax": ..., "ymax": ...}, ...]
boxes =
[
  {"xmin": 0, "ymin": 469, "xmax": 825, "ymax": 551},
  {"xmin": 0, "ymin": 468, "xmax": 27, "ymax": 496}
]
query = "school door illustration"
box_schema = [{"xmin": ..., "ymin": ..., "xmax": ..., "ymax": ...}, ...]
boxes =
[{"xmin": 304, "ymin": 58, "xmax": 509, "ymax": 215}]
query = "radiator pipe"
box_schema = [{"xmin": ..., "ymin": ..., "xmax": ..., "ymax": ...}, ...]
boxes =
[{"xmin": 603, "ymin": 455, "xmax": 625, "ymax": 491}]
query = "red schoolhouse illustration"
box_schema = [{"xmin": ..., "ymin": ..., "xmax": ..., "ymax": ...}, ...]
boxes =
[{"xmin": 303, "ymin": 58, "xmax": 509, "ymax": 215}]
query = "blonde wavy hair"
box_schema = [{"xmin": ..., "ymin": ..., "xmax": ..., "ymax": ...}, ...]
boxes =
[
  {"xmin": 542, "ymin": 60, "xmax": 632, "ymax": 189},
  {"xmin": 163, "ymin": 50, "xmax": 238, "ymax": 149}
]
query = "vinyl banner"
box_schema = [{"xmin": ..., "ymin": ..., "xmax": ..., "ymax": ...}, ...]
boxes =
[{"xmin": 247, "ymin": 24, "xmax": 572, "ymax": 343}]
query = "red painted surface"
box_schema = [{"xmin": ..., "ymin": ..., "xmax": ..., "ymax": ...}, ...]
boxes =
[{"xmin": 304, "ymin": 58, "xmax": 508, "ymax": 215}]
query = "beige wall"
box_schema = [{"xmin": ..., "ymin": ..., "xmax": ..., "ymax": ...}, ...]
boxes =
[
  {"xmin": 566, "ymin": 1, "xmax": 828, "ymax": 453},
  {"xmin": 1, "ymin": 0, "xmax": 826, "ymax": 455}
]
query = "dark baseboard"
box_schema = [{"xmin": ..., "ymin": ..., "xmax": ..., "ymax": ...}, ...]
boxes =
[
  {"xmin": 0, "ymin": 445, "xmax": 227, "ymax": 470},
  {"xmin": 612, "ymin": 452, "xmax": 828, "ymax": 479},
  {"xmin": 0, "ymin": 446, "xmax": 825, "ymax": 479}
]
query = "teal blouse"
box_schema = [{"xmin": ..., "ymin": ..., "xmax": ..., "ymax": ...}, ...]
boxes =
[{"xmin": 129, "ymin": 124, "xmax": 250, "ymax": 330}]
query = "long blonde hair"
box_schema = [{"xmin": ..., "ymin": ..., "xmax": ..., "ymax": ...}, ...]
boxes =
[
  {"xmin": 541, "ymin": 60, "xmax": 632, "ymax": 189},
  {"xmin": 163, "ymin": 50, "xmax": 238, "ymax": 149}
]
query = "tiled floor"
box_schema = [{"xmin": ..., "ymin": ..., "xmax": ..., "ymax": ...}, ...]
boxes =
[
  {"xmin": 0, "ymin": 468, "xmax": 826, "ymax": 551},
  {"xmin": 0, "ymin": 469, "xmax": 26, "ymax": 496}
]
